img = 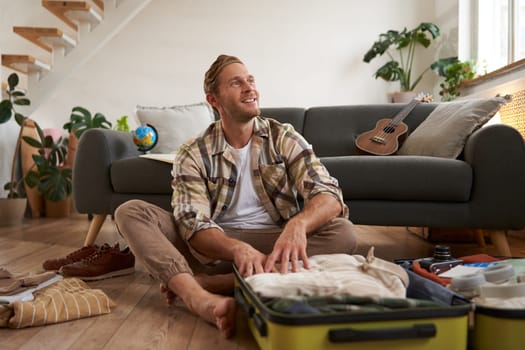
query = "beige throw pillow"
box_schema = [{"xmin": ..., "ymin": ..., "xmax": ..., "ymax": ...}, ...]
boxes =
[
  {"xmin": 398, "ymin": 97, "xmax": 507, "ymax": 158},
  {"xmin": 136, "ymin": 102, "xmax": 215, "ymax": 153}
]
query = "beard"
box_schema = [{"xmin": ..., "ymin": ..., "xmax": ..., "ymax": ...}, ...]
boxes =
[{"xmin": 223, "ymin": 101, "xmax": 260, "ymax": 123}]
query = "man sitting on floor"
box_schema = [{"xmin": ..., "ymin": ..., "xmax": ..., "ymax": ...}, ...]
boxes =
[{"xmin": 114, "ymin": 54, "xmax": 357, "ymax": 338}]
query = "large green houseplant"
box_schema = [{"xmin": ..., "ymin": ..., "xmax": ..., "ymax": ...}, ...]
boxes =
[
  {"xmin": 63, "ymin": 106, "xmax": 112, "ymax": 138},
  {"xmin": 363, "ymin": 22, "xmax": 441, "ymax": 93},
  {"xmin": 0, "ymin": 73, "xmax": 30, "ymax": 225},
  {"xmin": 23, "ymin": 123, "xmax": 72, "ymax": 204},
  {"xmin": 63, "ymin": 106, "xmax": 112, "ymax": 168},
  {"xmin": 1, "ymin": 73, "xmax": 74, "ymax": 219},
  {"xmin": 0, "ymin": 73, "xmax": 30, "ymax": 198}
]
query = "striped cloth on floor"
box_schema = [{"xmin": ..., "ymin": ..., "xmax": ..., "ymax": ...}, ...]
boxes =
[{"xmin": 0, "ymin": 277, "xmax": 115, "ymax": 328}]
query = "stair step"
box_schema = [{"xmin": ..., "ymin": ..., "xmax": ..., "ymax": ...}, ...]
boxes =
[
  {"xmin": 13, "ymin": 27, "xmax": 77, "ymax": 54},
  {"xmin": 42, "ymin": 1, "xmax": 103, "ymax": 31},
  {"xmin": 1, "ymin": 54, "xmax": 51, "ymax": 75},
  {"xmin": 93, "ymin": 0, "xmax": 104, "ymax": 11}
]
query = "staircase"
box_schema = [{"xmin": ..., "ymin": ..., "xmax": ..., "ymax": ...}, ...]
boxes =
[{"xmin": 1, "ymin": 0, "xmax": 150, "ymax": 115}]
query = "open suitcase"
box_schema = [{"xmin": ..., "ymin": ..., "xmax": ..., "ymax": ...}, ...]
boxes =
[
  {"xmin": 397, "ymin": 255, "xmax": 525, "ymax": 350},
  {"xmin": 468, "ymin": 259, "xmax": 525, "ymax": 349},
  {"xmin": 469, "ymin": 306, "xmax": 525, "ymax": 350},
  {"xmin": 234, "ymin": 265, "xmax": 471, "ymax": 350}
]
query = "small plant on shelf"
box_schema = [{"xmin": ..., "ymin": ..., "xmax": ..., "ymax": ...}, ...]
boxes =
[
  {"xmin": 114, "ymin": 115, "xmax": 130, "ymax": 132},
  {"xmin": 431, "ymin": 57, "xmax": 477, "ymax": 101}
]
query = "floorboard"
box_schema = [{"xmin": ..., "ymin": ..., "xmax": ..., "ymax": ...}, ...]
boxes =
[{"xmin": 1, "ymin": 213, "xmax": 524, "ymax": 349}]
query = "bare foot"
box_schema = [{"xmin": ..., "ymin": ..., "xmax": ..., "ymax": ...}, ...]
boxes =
[
  {"xmin": 189, "ymin": 291, "xmax": 237, "ymax": 338},
  {"xmin": 166, "ymin": 273, "xmax": 237, "ymax": 338},
  {"xmin": 212, "ymin": 296, "xmax": 237, "ymax": 338},
  {"xmin": 160, "ymin": 284, "xmax": 177, "ymax": 305}
]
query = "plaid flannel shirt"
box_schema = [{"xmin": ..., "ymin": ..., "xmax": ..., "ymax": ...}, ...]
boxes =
[{"xmin": 171, "ymin": 116, "xmax": 348, "ymax": 241}]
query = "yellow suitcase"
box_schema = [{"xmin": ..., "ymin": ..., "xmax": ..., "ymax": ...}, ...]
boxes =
[
  {"xmin": 469, "ymin": 306, "xmax": 525, "ymax": 350},
  {"xmin": 234, "ymin": 266, "xmax": 471, "ymax": 350}
]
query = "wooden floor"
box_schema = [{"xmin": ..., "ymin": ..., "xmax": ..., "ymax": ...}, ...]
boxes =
[{"xmin": 1, "ymin": 214, "xmax": 525, "ymax": 350}]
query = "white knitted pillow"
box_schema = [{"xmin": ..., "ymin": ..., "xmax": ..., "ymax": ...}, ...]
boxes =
[{"xmin": 135, "ymin": 102, "xmax": 215, "ymax": 153}]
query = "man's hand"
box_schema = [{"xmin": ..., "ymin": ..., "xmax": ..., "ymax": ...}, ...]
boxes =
[
  {"xmin": 264, "ymin": 220, "xmax": 310, "ymax": 273},
  {"xmin": 232, "ymin": 242, "xmax": 269, "ymax": 277}
]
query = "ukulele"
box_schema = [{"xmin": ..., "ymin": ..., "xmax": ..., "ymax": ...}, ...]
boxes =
[{"xmin": 355, "ymin": 93, "xmax": 432, "ymax": 156}]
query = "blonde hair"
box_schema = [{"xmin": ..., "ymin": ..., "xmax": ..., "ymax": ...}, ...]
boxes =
[{"xmin": 204, "ymin": 54, "xmax": 243, "ymax": 94}]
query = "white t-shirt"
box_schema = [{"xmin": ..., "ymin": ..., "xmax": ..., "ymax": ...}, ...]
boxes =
[{"xmin": 216, "ymin": 140, "xmax": 279, "ymax": 229}]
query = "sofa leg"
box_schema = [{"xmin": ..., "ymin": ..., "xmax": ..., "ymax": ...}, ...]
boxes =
[
  {"xmin": 83, "ymin": 214, "xmax": 107, "ymax": 246},
  {"xmin": 486, "ymin": 229, "xmax": 512, "ymax": 257},
  {"xmin": 474, "ymin": 229, "xmax": 486, "ymax": 248}
]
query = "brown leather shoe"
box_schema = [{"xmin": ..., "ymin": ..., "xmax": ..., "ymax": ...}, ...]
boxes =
[
  {"xmin": 42, "ymin": 245, "xmax": 99, "ymax": 271},
  {"xmin": 59, "ymin": 243, "xmax": 135, "ymax": 281}
]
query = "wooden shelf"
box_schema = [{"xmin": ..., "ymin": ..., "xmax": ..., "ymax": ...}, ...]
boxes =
[
  {"xmin": 1, "ymin": 54, "xmax": 51, "ymax": 75},
  {"xmin": 42, "ymin": 1, "xmax": 103, "ymax": 31},
  {"xmin": 13, "ymin": 26, "xmax": 77, "ymax": 53}
]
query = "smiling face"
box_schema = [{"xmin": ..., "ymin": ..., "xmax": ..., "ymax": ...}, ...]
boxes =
[{"xmin": 206, "ymin": 62, "xmax": 260, "ymax": 124}]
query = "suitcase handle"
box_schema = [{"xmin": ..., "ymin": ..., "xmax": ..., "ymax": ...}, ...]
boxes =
[
  {"xmin": 329, "ymin": 323, "xmax": 436, "ymax": 343},
  {"xmin": 234, "ymin": 287, "xmax": 254, "ymax": 316},
  {"xmin": 234, "ymin": 287, "xmax": 268, "ymax": 337}
]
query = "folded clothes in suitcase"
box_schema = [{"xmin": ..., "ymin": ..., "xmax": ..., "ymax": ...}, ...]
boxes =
[{"xmin": 234, "ymin": 254, "xmax": 471, "ymax": 350}]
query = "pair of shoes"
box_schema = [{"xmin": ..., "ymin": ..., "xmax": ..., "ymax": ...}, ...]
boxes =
[
  {"xmin": 59, "ymin": 243, "xmax": 135, "ymax": 281},
  {"xmin": 43, "ymin": 245, "xmax": 100, "ymax": 271}
]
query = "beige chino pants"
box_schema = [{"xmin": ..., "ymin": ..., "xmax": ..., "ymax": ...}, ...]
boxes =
[{"xmin": 114, "ymin": 199, "xmax": 357, "ymax": 285}]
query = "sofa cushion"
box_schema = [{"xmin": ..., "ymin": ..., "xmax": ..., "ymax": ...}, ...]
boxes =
[
  {"xmin": 111, "ymin": 157, "xmax": 172, "ymax": 194},
  {"xmin": 397, "ymin": 97, "xmax": 507, "ymax": 158},
  {"xmin": 135, "ymin": 102, "xmax": 214, "ymax": 154},
  {"xmin": 321, "ymin": 156, "xmax": 472, "ymax": 201}
]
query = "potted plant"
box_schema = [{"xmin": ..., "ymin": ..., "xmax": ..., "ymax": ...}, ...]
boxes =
[
  {"xmin": 63, "ymin": 106, "xmax": 112, "ymax": 168},
  {"xmin": 23, "ymin": 122, "xmax": 72, "ymax": 217},
  {"xmin": 363, "ymin": 22, "xmax": 441, "ymax": 102},
  {"xmin": 114, "ymin": 115, "xmax": 130, "ymax": 132},
  {"xmin": 431, "ymin": 57, "xmax": 477, "ymax": 101},
  {"xmin": 0, "ymin": 73, "xmax": 30, "ymax": 225}
]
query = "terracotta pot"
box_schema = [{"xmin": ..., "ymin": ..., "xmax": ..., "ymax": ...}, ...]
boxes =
[
  {"xmin": 0, "ymin": 198, "xmax": 27, "ymax": 226},
  {"xmin": 45, "ymin": 197, "xmax": 71, "ymax": 218},
  {"xmin": 65, "ymin": 131, "xmax": 78, "ymax": 168},
  {"xmin": 388, "ymin": 91, "xmax": 418, "ymax": 103},
  {"xmin": 21, "ymin": 120, "xmax": 44, "ymax": 218}
]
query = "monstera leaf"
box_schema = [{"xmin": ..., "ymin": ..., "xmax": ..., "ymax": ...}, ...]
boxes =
[{"xmin": 63, "ymin": 106, "xmax": 112, "ymax": 138}]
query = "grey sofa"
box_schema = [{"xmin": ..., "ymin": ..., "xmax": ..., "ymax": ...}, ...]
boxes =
[{"xmin": 73, "ymin": 104, "xmax": 525, "ymax": 256}]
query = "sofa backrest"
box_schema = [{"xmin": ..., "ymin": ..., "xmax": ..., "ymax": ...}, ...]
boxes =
[
  {"xmin": 262, "ymin": 104, "xmax": 439, "ymax": 157},
  {"xmin": 304, "ymin": 104, "xmax": 438, "ymax": 157},
  {"xmin": 260, "ymin": 107, "xmax": 306, "ymax": 134}
]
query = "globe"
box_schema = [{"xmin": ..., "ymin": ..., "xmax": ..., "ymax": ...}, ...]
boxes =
[{"xmin": 133, "ymin": 124, "xmax": 158, "ymax": 152}]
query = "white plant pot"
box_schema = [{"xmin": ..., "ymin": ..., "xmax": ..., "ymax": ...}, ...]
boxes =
[
  {"xmin": 0, "ymin": 198, "xmax": 27, "ymax": 226},
  {"xmin": 388, "ymin": 91, "xmax": 418, "ymax": 103}
]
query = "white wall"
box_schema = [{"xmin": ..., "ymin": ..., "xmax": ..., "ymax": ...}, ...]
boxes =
[
  {"xmin": 0, "ymin": 0, "xmax": 453, "ymax": 130},
  {"xmin": 2, "ymin": 0, "xmax": 461, "ymax": 196}
]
